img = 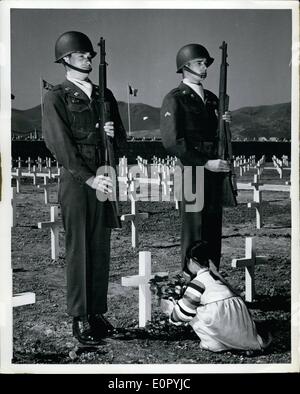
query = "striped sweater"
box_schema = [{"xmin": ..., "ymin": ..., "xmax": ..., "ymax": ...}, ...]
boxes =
[{"xmin": 170, "ymin": 276, "xmax": 205, "ymax": 324}]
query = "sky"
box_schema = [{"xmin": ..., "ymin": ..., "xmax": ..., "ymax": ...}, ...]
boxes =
[{"xmin": 10, "ymin": 6, "xmax": 292, "ymax": 110}]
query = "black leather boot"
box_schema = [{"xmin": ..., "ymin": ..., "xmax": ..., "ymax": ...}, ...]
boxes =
[
  {"xmin": 89, "ymin": 314, "xmax": 115, "ymax": 338},
  {"xmin": 72, "ymin": 317, "xmax": 103, "ymax": 346}
]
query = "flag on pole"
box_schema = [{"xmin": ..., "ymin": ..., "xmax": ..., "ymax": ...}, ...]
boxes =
[
  {"xmin": 128, "ymin": 85, "xmax": 138, "ymax": 96},
  {"xmin": 42, "ymin": 79, "xmax": 54, "ymax": 91}
]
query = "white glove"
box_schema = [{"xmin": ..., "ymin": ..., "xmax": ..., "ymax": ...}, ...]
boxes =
[
  {"xmin": 104, "ymin": 121, "xmax": 114, "ymax": 138},
  {"xmin": 86, "ymin": 175, "xmax": 113, "ymax": 193},
  {"xmin": 204, "ymin": 159, "xmax": 230, "ymax": 173}
]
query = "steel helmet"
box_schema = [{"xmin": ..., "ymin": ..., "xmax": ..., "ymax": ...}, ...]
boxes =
[
  {"xmin": 55, "ymin": 31, "xmax": 97, "ymax": 63},
  {"xmin": 176, "ymin": 43, "xmax": 214, "ymax": 73}
]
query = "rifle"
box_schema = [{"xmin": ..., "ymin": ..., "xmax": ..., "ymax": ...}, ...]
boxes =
[
  {"xmin": 97, "ymin": 37, "xmax": 122, "ymax": 228},
  {"xmin": 217, "ymin": 41, "xmax": 238, "ymax": 207}
]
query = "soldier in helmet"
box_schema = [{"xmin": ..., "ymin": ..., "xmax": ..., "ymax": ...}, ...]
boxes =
[
  {"xmin": 42, "ymin": 31, "xmax": 127, "ymax": 346},
  {"xmin": 160, "ymin": 43, "xmax": 231, "ymax": 272}
]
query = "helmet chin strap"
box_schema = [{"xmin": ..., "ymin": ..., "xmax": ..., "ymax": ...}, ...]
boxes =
[
  {"xmin": 62, "ymin": 59, "xmax": 91, "ymax": 74},
  {"xmin": 183, "ymin": 65, "xmax": 206, "ymax": 79}
]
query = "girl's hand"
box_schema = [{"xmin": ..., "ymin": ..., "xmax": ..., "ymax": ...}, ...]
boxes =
[{"xmin": 160, "ymin": 298, "xmax": 175, "ymax": 316}]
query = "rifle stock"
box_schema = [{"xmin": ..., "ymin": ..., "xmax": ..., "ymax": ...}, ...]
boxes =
[
  {"xmin": 217, "ymin": 41, "xmax": 238, "ymax": 207},
  {"xmin": 98, "ymin": 37, "xmax": 122, "ymax": 228}
]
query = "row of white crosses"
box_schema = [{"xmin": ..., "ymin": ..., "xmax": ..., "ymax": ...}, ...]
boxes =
[
  {"xmin": 136, "ymin": 156, "xmax": 149, "ymax": 177},
  {"xmin": 12, "ymin": 157, "xmax": 59, "ymax": 189},
  {"xmin": 11, "ymin": 157, "xmax": 61, "ymax": 205},
  {"xmin": 150, "ymin": 156, "xmax": 178, "ymax": 207},
  {"xmin": 37, "ymin": 180, "xmax": 150, "ymax": 260},
  {"xmin": 236, "ymin": 154, "xmax": 291, "ymax": 229},
  {"xmin": 271, "ymin": 155, "xmax": 291, "ymax": 179},
  {"xmin": 37, "ymin": 157, "xmax": 153, "ymax": 260},
  {"xmin": 255, "ymin": 155, "xmax": 266, "ymax": 179},
  {"xmin": 16, "ymin": 153, "xmax": 291, "ymax": 259},
  {"xmin": 120, "ymin": 155, "xmax": 178, "ymax": 206},
  {"xmin": 233, "ymin": 155, "xmax": 256, "ymax": 177},
  {"xmin": 238, "ymin": 175, "xmax": 291, "ymax": 229},
  {"xmin": 232, "ymin": 152, "xmax": 289, "ymax": 297},
  {"xmin": 12, "ymin": 156, "xmax": 59, "ymax": 173}
]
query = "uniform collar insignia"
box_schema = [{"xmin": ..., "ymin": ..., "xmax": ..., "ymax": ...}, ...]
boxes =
[{"xmin": 62, "ymin": 79, "xmax": 91, "ymax": 101}]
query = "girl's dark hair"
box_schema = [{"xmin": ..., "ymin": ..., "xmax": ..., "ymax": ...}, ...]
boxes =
[
  {"xmin": 183, "ymin": 240, "xmax": 210, "ymax": 277},
  {"xmin": 186, "ymin": 240, "xmax": 210, "ymax": 264}
]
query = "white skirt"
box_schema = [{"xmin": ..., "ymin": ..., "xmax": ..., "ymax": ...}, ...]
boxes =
[{"xmin": 190, "ymin": 296, "xmax": 263, "ymax": 352}]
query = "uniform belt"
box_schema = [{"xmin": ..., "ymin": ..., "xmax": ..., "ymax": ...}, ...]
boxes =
[{"xmin": 194, "ymin": 141, "xmax": 215, "ymax": 151}]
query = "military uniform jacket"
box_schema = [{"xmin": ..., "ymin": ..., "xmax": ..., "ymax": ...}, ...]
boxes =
[
  {"xmin": 160, "ymin": 82, "xmax": 219, "ymax": 166},
  {"xmin": 42, "ymin": 79, "xmax": 127, "ymax": 185}
]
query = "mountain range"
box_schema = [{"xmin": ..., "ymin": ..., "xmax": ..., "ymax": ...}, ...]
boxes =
[{"xmin": 11, "ymin": 101, "xmax": 291, "ymax": 140}]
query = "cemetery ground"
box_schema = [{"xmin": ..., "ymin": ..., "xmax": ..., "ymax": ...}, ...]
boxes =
[{"xmin": 12, "ymin": 166, "xmax": 291, "ymax": 365}]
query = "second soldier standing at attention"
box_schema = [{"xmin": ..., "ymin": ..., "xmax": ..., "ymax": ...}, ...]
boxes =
[
  {"xmin": 42, "ymin": 31, "xmax": 127, "ymax": 345},
  {"xmin": 160, "ymin": 43, "xmax": 231, "ymax": 271}
]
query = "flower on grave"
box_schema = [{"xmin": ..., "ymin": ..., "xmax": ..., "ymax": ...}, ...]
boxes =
[{"xmin": 149, "ymin": 274, "xmax": 187, "ymax": 304}]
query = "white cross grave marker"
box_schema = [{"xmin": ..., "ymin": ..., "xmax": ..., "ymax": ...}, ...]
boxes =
[
  {"xmin": 37, "ymin": 176, "xmax": 54, "ymax": 204},
  {"xmin": 272, "ymin": 156, "xmax": 283, "ymax": 179},
  {"xmin": 51, "ymin": 167, "xmax": 61, "ymax": 186},
  {"xmin": 12, "ymin": 292, "xmax": 36, "ymax": 308},
  {"xmin": 36, "ymin": 157, "xmax": 43, "ymax": 172},
  {"xmin": 31, "ymin": 165, "xmax": 39, "ymax": 185},
  {"xmin": 26, "ymin": 157, "xmax": 33, "ymax": 171},
  {"xmin": 12, "ymin": 168, "xmax": 22, "ymax": 193},
  {"xmin": 231, "ymin": 237, "xmax": 268, "ymax": 302},
  {"xmin": 121, "ymin": 195, "xmax": 149, "ymax": 248},
  {"xmin": 247, "ymin": 174, "xmax": 264, "ymax": 229},
  {"xmin": 38, "ymin": 205, "xmax": 62, "ymax": 260},
  {"xmin": 17, "ymin": 157, "xmax": 22, "ymax": 169},
  {"xmin": 121, "ymin": 251, "xmax": 168, "ymax": 327}
]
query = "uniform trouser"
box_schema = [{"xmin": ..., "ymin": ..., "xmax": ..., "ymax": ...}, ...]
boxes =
[
  {"xmin": 180, "ymin": 168, "xmax": 223, "ymax": 270},
  {"xmin": 180, "ymin": 204, "xmax": 223, "ymax": 269},
  {"xmin": 59, "ymin": 169, "xmax": 111, "ymax": 318}
]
